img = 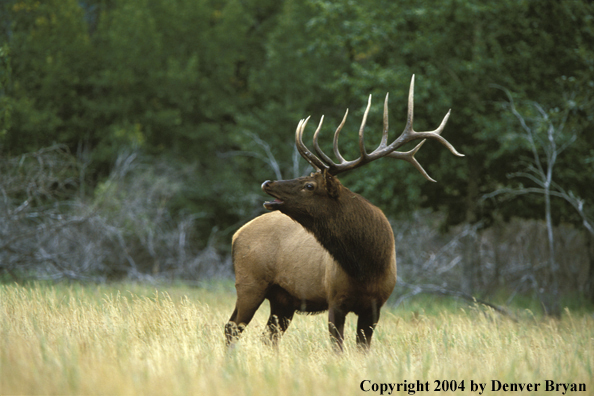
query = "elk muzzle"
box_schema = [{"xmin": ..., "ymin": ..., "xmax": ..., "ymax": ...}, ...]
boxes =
[{"xmin": 262, "ymin": 180, "xmax": 284, "ymax": 210}]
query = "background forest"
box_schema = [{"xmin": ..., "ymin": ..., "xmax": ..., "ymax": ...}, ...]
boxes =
[{"xmin": 1, "ymin": 0, "xmax": 593, "ymax": 314}]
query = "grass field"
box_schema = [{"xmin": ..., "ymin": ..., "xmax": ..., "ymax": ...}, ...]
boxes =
[{"xmin": 1, "ymin": 281, "xmax": 592, "ymax": 396}]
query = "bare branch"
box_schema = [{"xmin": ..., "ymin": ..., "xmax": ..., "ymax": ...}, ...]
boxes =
[
  {"xmin": 394, "ymin": 279, "xmax": 516, "ymax": 320},
  {"xmin": 219, "ymin": 131, "xmax": 283, "ymax": 180}
]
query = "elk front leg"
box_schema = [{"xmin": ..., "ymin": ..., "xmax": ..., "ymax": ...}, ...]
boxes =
[
  {"xmin": 225, "ymin": 307, "xmax": 242, "ymax": 345},
  {"xmin": 356, "ymin": 304, "xmax": 380, "ymax": 350},
  {"xmin": 328, "ymin": 306, "xmax": 346, "ymax": 351}
]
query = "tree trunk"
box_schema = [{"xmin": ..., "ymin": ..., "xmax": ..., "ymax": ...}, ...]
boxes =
[
  {"xmin": 588, "ymin": 232, "xmax": 594, "ymax": 304},
  {"xmin": 542, "ymin": 183, "xmax": 561, "ymax": 316},
  {"xmin": 462, "ymin": 163, "xmax": 480, "ymax": 294}
]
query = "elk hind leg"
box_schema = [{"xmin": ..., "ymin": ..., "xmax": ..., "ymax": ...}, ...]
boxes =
[
  {"xmin": 225, "ymin": 286, "xmax": 267, "ymax": 346},
  {"xmin": 265, "ymin": 296, "xmax": 295, "ymax": 346}
]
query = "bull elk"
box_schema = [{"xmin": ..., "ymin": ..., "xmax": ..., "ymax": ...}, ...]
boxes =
[{"xmin": 225, "ymin": 76, "xmax": 463, "ymax": 350}]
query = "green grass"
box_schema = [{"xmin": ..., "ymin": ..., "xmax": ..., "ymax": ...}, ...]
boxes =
[{"xmin": 1, "ymin": 281, "xmax": 592, "ymax": 395}]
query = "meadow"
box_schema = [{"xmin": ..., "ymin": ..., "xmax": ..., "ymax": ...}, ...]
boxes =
[{"xmin": 1, "ymin": 281, "xmax": 592, "ymax": 396}]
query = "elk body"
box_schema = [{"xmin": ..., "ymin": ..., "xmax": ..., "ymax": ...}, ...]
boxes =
[{"xmin": 225, "ymin": 76, "xmax": 463, "ymax": 349}]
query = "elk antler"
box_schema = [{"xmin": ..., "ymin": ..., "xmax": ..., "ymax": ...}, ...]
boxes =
[{"xmin": 295, "ymin": 75, "xmax": 464, "ymax": 181}]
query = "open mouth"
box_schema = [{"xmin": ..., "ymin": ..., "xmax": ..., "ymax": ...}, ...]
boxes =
[{"xmin": 263, "ymin": 198, "xmax": 284, "ymax": 210}]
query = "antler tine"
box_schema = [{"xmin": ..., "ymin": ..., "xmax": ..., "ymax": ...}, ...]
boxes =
[
  {"xmin": 358, "ymin": 95, "xmax": 373, "ymax": 159},
  {"xmin": 405, "ymin": 74, "xmax": 415, "ymax": 136},
  {"xmin": 332, "ymin": 109, "xmax": 349, "ymax": 163},
  {"xmin": 414, "ymin": 109, "xmax": 464, "ymax": 157},
  {"xmin": 380, "ymin": 93, "xmax": 389, "ymax": 147},
  {"xmin": 296, "ymin": 117, "xmax": 328, "ymax": 171},
  {"xmin": 313, "ymin": 115, "xmax": 335, "ymax": 165},
  {"xmin": 388, "ymin": 140, "xmax": 436, "ymax": 182}
]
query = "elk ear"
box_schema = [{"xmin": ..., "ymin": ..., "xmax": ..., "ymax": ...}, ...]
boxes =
[{"xmin": 323, "ymin": 169, "xmax": 340, "ymax": 198}]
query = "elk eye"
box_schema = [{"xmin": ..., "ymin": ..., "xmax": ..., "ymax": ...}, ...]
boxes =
[{"xmin": 305, "ymin": 183, "xmax": 315, "ymax": 190}]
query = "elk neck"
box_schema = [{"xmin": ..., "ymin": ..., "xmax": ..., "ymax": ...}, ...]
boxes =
[{"xmin": 298, "ymin": 188, "xmax": 395, "ymax": 280}]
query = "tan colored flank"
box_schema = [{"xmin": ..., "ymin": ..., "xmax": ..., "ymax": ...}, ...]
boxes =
[
  {"xmin": 233, "ymin": 211, "xmax": 397, "ymax": 312},
  {"xmin": 233, "ymin": 212, "xmax": 333, "ymax": 307}
]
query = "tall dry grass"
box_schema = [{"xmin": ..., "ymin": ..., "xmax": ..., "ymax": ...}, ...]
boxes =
[{"xmin": 1, "ymin": 282, "xmax": 592, "ymax": 396}]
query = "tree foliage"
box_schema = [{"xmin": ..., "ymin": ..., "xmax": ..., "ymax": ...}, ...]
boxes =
[{"xmin": 1, "ymin": 0, "xmax": 593, "ymax": 243}]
